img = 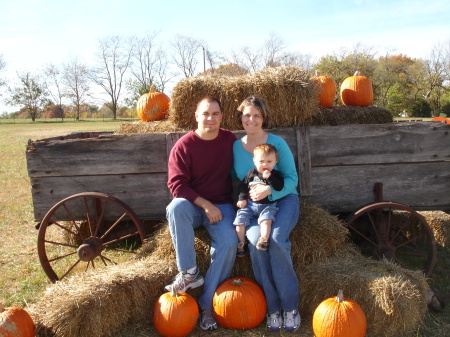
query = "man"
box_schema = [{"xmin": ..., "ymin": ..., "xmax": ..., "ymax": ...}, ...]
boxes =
[{"xmin": 165, "ymin": 96, "xmax": 237, "ymax": 330}]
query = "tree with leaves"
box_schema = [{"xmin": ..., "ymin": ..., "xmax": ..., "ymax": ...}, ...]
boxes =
[{"xmin": 6, "ymin": 72, "xmax": 48, "ymax": 121}]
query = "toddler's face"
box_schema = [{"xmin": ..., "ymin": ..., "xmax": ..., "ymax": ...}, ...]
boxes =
[{"xmin": 253, "ymin": 152, "xmax": 277, "ymax": 174}]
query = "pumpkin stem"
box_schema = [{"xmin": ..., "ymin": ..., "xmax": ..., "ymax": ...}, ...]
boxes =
[
  {"xmin": 150, "ymin": 84, "xmax": 155, "ymax": 93},
  {"xmin": 354, "ymin": 71, "xmax": 361, "ymax": 76},
  {"xmin": 314, "ymin": 70, "xmax": 319, "ymax": 76},
  {"xmin": 336, "ymin": 289, "xmax": 345, "ymax": 303},
  {"xmin": 171, "ymin": 285, "xmax": 180, "ymax": 298},
  {"xmin": 231, "ymin": 279, "xmax": 244, "ymax": 286}
]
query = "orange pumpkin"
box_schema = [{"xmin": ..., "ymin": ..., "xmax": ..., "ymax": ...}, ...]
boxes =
[
  {"xmin": 431, "ymin": 116, "xmax": 450, "ymax": 124},
  {"xmin": 0, "ymin": 303, "xmax": 35, "ymax": 337},
  {"xmin": 312, "ymin": 73, "xmax": 337, "ymax": 108},
  {"xmin": 312, "ymin": 290, "xmax": 367, "ymax": 337},
  {"xmin": 153, "ymin": 287, "xmax": 199, "ymax": 337},
  {"xmin": 213, "ymin": 277, "xmax": 266, "ymax": 330},
  {"xmin": 340, "ymin": 71, "xmax": 373, "ymax": 107},
  {"xmin": 136, "ymin": 85, "xmax": 170, "ymax": 122}
]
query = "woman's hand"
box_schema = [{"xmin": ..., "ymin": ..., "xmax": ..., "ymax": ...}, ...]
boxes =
[{"xmin": 249, "ymin": 183, "xmax": 272, "ymax": 202}]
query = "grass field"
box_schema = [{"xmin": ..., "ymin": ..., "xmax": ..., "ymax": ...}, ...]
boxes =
[{"xmin": 0, "ymin": 119, "xmax": 448, "ymax": 336}]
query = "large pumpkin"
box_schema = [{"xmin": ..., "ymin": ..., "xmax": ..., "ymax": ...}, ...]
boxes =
[
  {"xmin": 136, "ymin": 85, "xmax": 170, "ymax": 122},
  {"xmin": 340, "ymin": 71, "xmax": 373, "ymax": 107},
  {"xmin": 213, "ymin": 277, "xmax": 266, "ymax": 330},
  {"xmin": 312, "ymin": 290, "xmax": 367, "ymax": 337},
  {"xmin": 153, "ymin": 287, "xmax": 199, "ymax": 337},
  {"xmin": 311, "ymin": 73, "xmax": 337, "ymax": 108},
  {"xmin": 0, "ymin": 303, "xmax": 35, "ymax": 337}
]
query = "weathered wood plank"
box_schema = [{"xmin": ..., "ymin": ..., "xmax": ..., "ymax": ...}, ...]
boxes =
[
  {"xmin": 303, "ymin": 161, "xmax": 450, "ymax": 213},
  {"xmin": 296, "ymin": 127, "xmax": 312, "ymax": 196},
  {"xmin": 26, "ymin": 133, "xmax": 168, "ymax": 177},
  {"xmin": 30, "ymin": 173, "xmax": 170, "ymax": 221},
  {"xmin": 309, "ymin": 122, "xmax": 450, "ymax": 166}
]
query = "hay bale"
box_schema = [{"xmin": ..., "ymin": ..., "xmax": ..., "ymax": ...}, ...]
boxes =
[
  {"xmin": 30, "ymin": 204, "xmax": 430, "ymax": 337},
  {"xmin": 310, "ymin": 105, "xmax": 394, "ymax": 125},
  {"xmin": 168, "ymin": 66, "xmax": 319, "ymax": 130},
  {"xmin": 298, "ymin": 251, "xmax": 429, "ymax": 337},
  {"xmin": 30, "ymin": 258, "xmax": 175, "ymax": 337},
  {"xmin": 419, "ymin": 211, "xmax": 450, "ymax": 247},
  {"xmin": 115, "ymin": 119, "xmax": 187, "ymax": 135}
]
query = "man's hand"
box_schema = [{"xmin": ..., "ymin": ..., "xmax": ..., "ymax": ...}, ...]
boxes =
[
  {"xmin": 237, "ymin": 200, "xmax": 247, "ymax": 209},
  {"xmin": 194, "ymin": 197, "xmax": 223, "ymax": 224}
]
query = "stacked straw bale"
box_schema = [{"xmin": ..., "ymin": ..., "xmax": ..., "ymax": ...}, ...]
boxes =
[
  {"xmin": 167, "ymin": 66, "xmax": 319, "ymax": 131},
  {"xmin": 30, "ymin": 203, "xmax": 430, "ymax": 337}
]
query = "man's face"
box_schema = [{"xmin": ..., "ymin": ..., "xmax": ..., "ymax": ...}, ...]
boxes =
[{"xmin": 195, "ymin": 100, "xmax": 223, "ymax": 135}]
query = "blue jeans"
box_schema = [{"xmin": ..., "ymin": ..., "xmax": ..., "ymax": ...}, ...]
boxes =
[
  {"xmin": 233, "ymin": 200, "xmax": 278, "ymax": 227},
  {"xmin": 166, "ymin": 198, "xmax": 238, "ymax": 310},
  {"xmin": 246, "ymin": 193, "xmax": 300, "ymax": 314}
]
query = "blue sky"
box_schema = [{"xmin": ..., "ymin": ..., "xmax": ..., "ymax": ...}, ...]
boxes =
[{"xmin": 1, "ymin": 0, "xmax": 449, "ymax": 112}]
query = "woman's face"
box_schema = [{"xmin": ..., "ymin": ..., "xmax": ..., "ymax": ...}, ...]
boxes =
[{"xmin": 241, "ymin": 105, "xmax": 264, "ymax": 134}]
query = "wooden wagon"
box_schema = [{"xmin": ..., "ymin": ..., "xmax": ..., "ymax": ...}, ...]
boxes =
[{"xmin": 26, "ymin": 121, "xmax": 450, "ymax": 282}]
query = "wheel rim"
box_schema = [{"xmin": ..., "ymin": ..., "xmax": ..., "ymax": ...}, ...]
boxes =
[
  {"xmin": 37, "ymin": 192, "xmax": 146, "ymax": 282},
  {"xmin": 346, "ymin": 202, "xmax": 437, "ymax": 277}
]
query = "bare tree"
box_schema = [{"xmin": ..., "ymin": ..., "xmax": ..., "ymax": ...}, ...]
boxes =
[
  {"xmin": 154, "ymin": 48, "xmax": 174, "ymax": 93},
  {"xmin": 262, "ymin": 33, "xmax": 287, "ymax": 67},
  {"xmin": 280, "ymin": 51, "xmax": 314, "ymax": 72},
  {"xmin": 171, "ymin": 35, "xmax": 203, "ymax": 77},
  {"xmin": 231, "ymin": 46, "xmax": 262, "ymax": 73},
  {"xmin": 44, "ymin": 63, "xmax": 65, "ymax": 119},
  {"xmin": 130, "ymin": 31, "xmax": 159, "ymax": 93},
  {"xmin": 63, "ymin": 58, "xmax": 90, "ymax": 120},
  {"xmin": 90, "ymin": 36, "xmax": 133, "ymax": 119}
]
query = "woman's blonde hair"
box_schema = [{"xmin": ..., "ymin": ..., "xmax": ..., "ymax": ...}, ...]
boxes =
[{"xmin": 236, "ymin": 95, "xmax": 271, "ymax": 128}]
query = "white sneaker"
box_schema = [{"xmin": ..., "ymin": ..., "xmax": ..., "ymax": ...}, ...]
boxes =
[
  {"xmin": 283, "ymin": 309, "xmax": 301, "ymax": 332},
  {"xmin": 267, "ymin": 310, "xmax": 282, "ymax": 331},
  {"xmin": 200, "ymin": 307, "xmax": 218, "ymax": 331},
  {"xmin": 164, "ymin": 268, "xmax": 204, "ymax": 292}
]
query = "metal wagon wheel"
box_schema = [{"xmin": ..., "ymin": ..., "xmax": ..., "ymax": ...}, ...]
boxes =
[
  {"xmin": 37, "ymin": 192, "xmax": 146, "ymax": 283},
  {"xmin": 346, "ymin": 201, "xmax": 437, "ymax": 277}
]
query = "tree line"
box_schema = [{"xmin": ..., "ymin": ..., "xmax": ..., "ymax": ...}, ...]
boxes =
[{"xmin": 0, "ymin": 33, "xmax": 449, "ymax": 121}]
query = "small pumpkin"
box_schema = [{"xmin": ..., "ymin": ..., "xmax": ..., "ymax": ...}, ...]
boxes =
[
  {"xmin": 431, "ymin": 116, "xmax": 450, "ymax": 124},
  {"xmin": 311, "ymin": 72, "xmax": 337, "ymax": 108},
  {"xmin": 136, "ymin": 85, "xmax": 170, "ymax": 122},
  {"xmin": 213, "ymin": 277, "xmax": 266, "ymax": 330},
  {"xmin": 340, "ymin": 71, "xmax": 373, "ymax": 107},
  {"xmin": 153, "ymin": 287, "xmax": 199, "ymax": 337},
  {"xmin": 312, "ymin": 289, "xmax": 367, "ymax": 337},
  {"xmin": 0, "ymin": 303, "xmax": 35, "ymax": 337}
]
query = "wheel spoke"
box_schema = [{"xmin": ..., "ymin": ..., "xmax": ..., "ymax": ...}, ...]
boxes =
[
  {"xmin": 48, "ymin": 250, "xmax": 78, "ymax": 263},
  {"xmin": 83, "ymin": 196, "xmax": 95, "ymax": 236},
  {"xmin": 100, "ymin": 212, "xmax": 128, "ymax": 240},
  {"xmin": 44, "ymin": 240, "xmax": 79, "ymax": 249},
  {"xmin": 62, "ymin": 203, "xmax": 85, "ymax": 241},
  {"xmin": 92, "ymin": 198, "xmax": 108, "ymax": 237},
  {"xmin": 59, "ymin": 259, "xmax": 82, "ymax": 280},
  {"xmin": 102, "ymin": 231, "xmax": 141, "ymax": 246}
]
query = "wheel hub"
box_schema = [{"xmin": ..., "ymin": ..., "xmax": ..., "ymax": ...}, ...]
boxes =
[{"xmin": 77, "ymin": 237, "xmax": 103, "ymax": 261}]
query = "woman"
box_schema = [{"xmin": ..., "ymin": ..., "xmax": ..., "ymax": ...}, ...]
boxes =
[{"xmin": 233, "ymin": 95, "xmax": 301, "ymax": 332}]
